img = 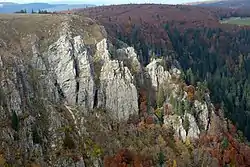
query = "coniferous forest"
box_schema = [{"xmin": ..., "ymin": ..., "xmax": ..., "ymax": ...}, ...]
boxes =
[{"xmin": 80, "ymin": 4, "xmax": 250, "ymax": 140}]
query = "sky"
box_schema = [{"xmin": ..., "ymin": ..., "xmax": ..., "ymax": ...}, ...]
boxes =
[{"xmin": 0, "ymin": 0, "xmax": 210, "ymax": 5}]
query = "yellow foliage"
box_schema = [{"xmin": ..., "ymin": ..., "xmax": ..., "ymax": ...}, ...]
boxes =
[
  {"xmin": 157, "ymin": 135, "xmax": 166, "ymax": 146},
  {"xmin": 57, "ymin": 125, "xmax": 73, "ymax": 133},
  {"xmin": 155, "ymin": 108, "xmax": 163, "ymax": 118},
  {"xmin": 0, "ymin": 154, "xmax": 6, "ymax": 165},
  {"xmin": 185, "ymin": 137, "xmax": 191, "ymax": 146},
  {"xmin": 172, "ymin": 159, "xmax": 177, "ymax": 167},
  {"xmin": 230, "ymin": 163, "xmax": 236, "ymax": 167},
  {"xmin": 85, "ymin": 138, "xmax": 103, "ymax": 158},
  {"xmin": 184, "ymin": 137, "xmax": 194, "ymax": 151},
  {"xmin": 29, "ymin": 163, "xmax": 41, "ymax": 167},
  {"xmin": 91, "ymin": 144, "xmax": 103, "ymax": 157},
  {"xmin": 187, "ymin": 91, "xmax": 194, "ymax": 101}
]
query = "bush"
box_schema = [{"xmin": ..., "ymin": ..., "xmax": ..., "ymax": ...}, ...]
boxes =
[{"xmin": 63, "ymin": 132, "xmax": 76, "ymax": 150}]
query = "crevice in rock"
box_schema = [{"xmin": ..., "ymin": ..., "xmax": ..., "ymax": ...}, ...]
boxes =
[
  {"xmin": 93, "ymin": 89, "xmax": 98, "ymax": 108},
  {"xmin": 54, "ymin": 81, "xmax": 65, "ymax": 100},
  {"xmin": 183, "ymin": 118, "xmax": 189, "ymax": 137},
  {"xmin": 74, "ymin": 58, "xmax": 80, "ymax": 104},
  {"xmin": 13, "ymin": 62, "xmax": 29, "ymax": 109},
  {"xmin": 206, "ymin": 105, "xmax": 212, "ymax": 132},
  {"xmin": 69, "ymin": 39, "xmax": 80, "ymax": 105},
  {"xmin": 205, "ymin": 94, "xmax": 212, "ymax": 132},
  {"xmin": 156, "ymin": 72, "xmax": 160, "ymax": 92}
]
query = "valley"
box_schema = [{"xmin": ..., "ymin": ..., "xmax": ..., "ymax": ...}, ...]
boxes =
[{"xmin": 1, "ymin": 2, "xmax": 250, "ymax": 167}]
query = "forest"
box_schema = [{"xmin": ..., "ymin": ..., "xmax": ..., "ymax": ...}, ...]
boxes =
[
  {"xmin": 78, "ymin": 4, "xmax": 250, "ymax": 141},
  {"xmin": 165, "ymin": 23, "xmax": 250, "ymax": 140},
  {"xmin": 2, "ymin": 4, "xmax": 250, "ymax": 167}
]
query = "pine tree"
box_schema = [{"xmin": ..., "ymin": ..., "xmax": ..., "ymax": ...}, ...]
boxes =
[
  {"xmin": 157, "ymin": 151, "xmax": 165, "ymax": 167},
  {"xmin": 183, "ymin": 115, "xmax": 190, "ymax": 134},
  {"xmin": 186, "ymin": 68, "xmax": 195, "ymax": 85},
  {"xmin": 11, "ymin": 110, "xmax": 19, "ymax": 132},
  {"xmin": 157, "ymin": 86, "xmax": 165, "ymax": 108}
]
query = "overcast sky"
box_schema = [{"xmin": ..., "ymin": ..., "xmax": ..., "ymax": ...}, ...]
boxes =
[{"xmin": 0, "ymin": 0, "xmax": 210, "ymax": 5}]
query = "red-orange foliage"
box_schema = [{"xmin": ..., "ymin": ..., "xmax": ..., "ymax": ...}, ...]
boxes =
[
  {"xmin": 184, "ymin": 85, "xmax": 195, "ymax": 101},
  {"xmin": 145, "ymin": 116, "xmax": 154, "ymax": 125},
  {"xmin": 104, "ymin": 149, "xmax": 152, "ymax": 167},
  {"xmin": 164, "ymin": 104, "xmax": 171, "ymax": 115},
  {"xmin": 77, "ymin": 4, "xmax": 250, "ymax": 54},
  {"xmin": 200, "ymin": 130, "xmax": 250, "ymax": 167},
  {"xmin": 138, "ymin": 89, "xmax": 148, "ymax": 117},
  {"xmin": 229, "ymin": 124, "xmax": 237, "ymax": 134}
]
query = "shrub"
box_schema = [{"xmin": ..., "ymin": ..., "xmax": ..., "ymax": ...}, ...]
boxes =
[{"xmin": 63, "ymin": 132, "xmax": 76, "ymax": 150}]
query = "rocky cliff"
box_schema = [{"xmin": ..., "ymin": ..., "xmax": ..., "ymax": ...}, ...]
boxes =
[
  {"xmin": 0, "ymin": 14, "xmax": 249, "ymax": 167},
  {"xmin": 146, "ymin": 58, "xmax": 212, "ymax": 141},
  {"xmin": 0, "ymin": 14, "xmax": 140, "ymax": 166}
]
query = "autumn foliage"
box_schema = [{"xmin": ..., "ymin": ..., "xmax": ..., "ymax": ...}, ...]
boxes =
[
  {"xmin": 75, "ymin": 5, "xmax": 250, "ymax": 167},
  {"xmin": 145, "ymin": 116, "xmax": 154, "ymax": 125},
  {"xmin": 78, "ymin": 4, "xmax": 250, "ymax": 55},
  {"xmin": 139, "ymin": 88, "xmax": 147, "ymax": 116},
  {"xmin": 104, "ymin": 149, "xmax": 153, "ymax": 167},
  {"xmin": 183, "ymin": 85, "xmax": 195, "ymax": 101},
  {"xmin": 200, "ymin": 126, "xmax": 250, "ymax": 167}
]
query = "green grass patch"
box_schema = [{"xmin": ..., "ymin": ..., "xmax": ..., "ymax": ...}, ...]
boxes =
[{"xmin": 220, "ymin": 17, "xmax": 250, "ymax": 26}]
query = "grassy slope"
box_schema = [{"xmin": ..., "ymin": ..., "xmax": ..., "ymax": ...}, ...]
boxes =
[
  {"xmin": 0, "ymin": 14, "xmax": 104, "ymax": 55},
  {"xmin": 221, "ymin": 17, "xmax": 250, "ymax": 26}
]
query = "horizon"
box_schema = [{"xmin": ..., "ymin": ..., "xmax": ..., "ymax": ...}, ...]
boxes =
[{"xmin": 0, "ymin": 0, "xmax": 214, "ymax": 5}]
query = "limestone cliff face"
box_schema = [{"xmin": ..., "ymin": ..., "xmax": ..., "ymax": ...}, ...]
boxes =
[
  {"xmin": 146, "ymin": 58, "xmax": 171, "ymax": 89},
  {"xmin": 47, "ymin": 24, "xmax": 95, "ymax": 109},
  {"xmin": 146, "ymin": 58, "xmax": 214, "ymax": 141},
  {"xmin": 97, "ymin": 44, "xmax": 139, "ymax": 120},
  {"xmin": 98, "ymin": 59, "xmax": 138, "ymax": 120},
  {"xmin": 0, "ymin": 15, "xmax": 139, "ymax": 166}
]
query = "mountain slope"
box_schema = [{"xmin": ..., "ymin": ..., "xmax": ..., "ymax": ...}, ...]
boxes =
[
  {"xmin": 78, "ymin": 3, "xmax": 250, "ymax": 141},
  {"xmin": 0, "ymin": 13, "xmax": 138, "ymax": 166},
  {"xmin": 1, "ymin": 5, "xmax": 250, "ymax": 167},
  {"xmin": 0, "ymin": 13, "xmax": 221, "ymax": 167}
]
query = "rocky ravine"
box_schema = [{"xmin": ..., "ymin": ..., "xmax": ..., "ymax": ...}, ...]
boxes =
[{"xmin": 0, "ymin": 14, "xmax": 222, "ymax": 166}]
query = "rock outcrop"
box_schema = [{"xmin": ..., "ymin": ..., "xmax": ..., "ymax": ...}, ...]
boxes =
[
  {"xmin": 146, "ymin": 58, "xmax": 171, "ymax": 89},
  {"xmin": 98, "ymin": 59, "xmax": 138, "ymax": 120},
  {"xmin": 146, "ymin": 58, "xmax": 214, "ymax": 141},
  {"xmin": 0, "ymin": 14, "xmax": 139, "ymax": 166},
  {"xmin": 48, "ymin": 29, "xmax": 95, "ymax": 109}
]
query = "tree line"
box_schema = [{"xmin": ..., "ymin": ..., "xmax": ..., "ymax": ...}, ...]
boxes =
[{"xmin": 15, "ymin": 9, "xmax": 50, "ymax": 14}]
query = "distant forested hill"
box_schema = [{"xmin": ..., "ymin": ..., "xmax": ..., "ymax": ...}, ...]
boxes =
[{"xmin": 193, "ymin": 0, "xmax": 250, "ymax": 9}]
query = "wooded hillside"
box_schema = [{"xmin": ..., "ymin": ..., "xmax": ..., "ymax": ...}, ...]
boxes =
[{"xmin": 78, "ymin": 4, "xmax": 250, "ymax": 141}]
